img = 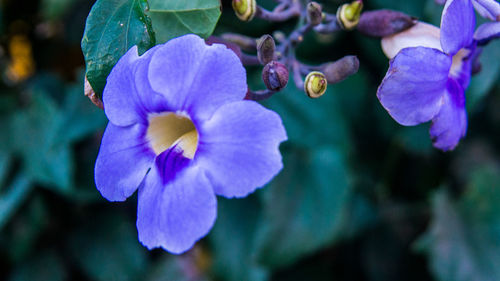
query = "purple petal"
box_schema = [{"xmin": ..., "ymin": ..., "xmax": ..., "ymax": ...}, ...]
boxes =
[
  {"xmin": 103, "ymin": 45, "xmax": 167, "ymax": 127},
  {"xmin": 95, "ymin": 123, "xmax": 155, "ymax": 201},
  {"xmin": 196, "ymin": 101, "xmax": 287, "ymax": 198},
  {"xmin": 430, "ymin": 79, "xmax": 467, "ymax": 151},
  {"xmin": 474, "ymin": 22, "xmax": 500, "ymax": 45},
  {"xmin": 440, "ymin": 0, "xmax": 475, "ymax": 55},
  {"xmin": 137, "ymin": 162, "xmax": 216, "ymax": 254},
  {"xmin": 377, "ymin": 47, "xmax": 451, "ymax": 126},
  {"xmin": 148, "ymin": 34, "xmax": 247, "ymax": 122},
  {"xmin": 473, "ymin": 0, "xmax": 500, "ymax": 21}
]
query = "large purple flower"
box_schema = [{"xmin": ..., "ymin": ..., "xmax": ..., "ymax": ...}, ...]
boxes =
[
  {"xmin": 377, "ymin": 0, "xmax": 477, "ymax": 151},
  {"xmin": 94, "ymin": 34, "xmax": 287, "ymax": 254}
]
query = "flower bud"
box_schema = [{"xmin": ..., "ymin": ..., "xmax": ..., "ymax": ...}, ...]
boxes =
[
  {"xmin": 322, "ymin": 56, "xmax": 359, "ymax": 84},
  {"xmin": 257, "ymin": 35, "xmax": 276, "ymax": 64},
  {"xmin": 262, "ymin": 61, "xmax": 289, "ymax": 91},
  {"xmin": 307, "ymin": 2, "xmax": 323, "ymax": 26},
  {"xmin": 337, "ymin": 0, "xmax": 363, "ymax": 30},
  {"xmin": 85, "ymin": 76, "xmax": 104, "ymax": 109},
  {"xmin": 304, "ymin": 71, "xmax": 327, "ymax": 98},
  {"xmin": 357, "ymin": 10, "xmax": 417, "ymax": 37},
  {"xmin": 232, "ymin": 0, "xmax": 257, "ymax": 22}
]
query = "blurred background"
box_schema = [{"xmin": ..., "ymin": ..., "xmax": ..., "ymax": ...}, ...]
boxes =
[{"xmin": 0, "ymin": 0, "xmax": 500, "ymax": 280}]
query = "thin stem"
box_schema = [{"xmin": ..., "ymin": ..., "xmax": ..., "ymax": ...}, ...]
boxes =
[
  {"xmin": 292, "ymin": 60, "xmax": 304, "ymax": 89},
  {"xmin": 220, "ymin": 33, "xmax": 257, "ymax": 52},
  {"xmin": 255, "ymin": 0, "xmax": 301, "ymax": 22},
  {"xmin": 246, "ymin": 89, "xmax": 278, "ymax": 101},
  {"xmin": 240, "ymin": 54, "xmax": 261, "ymax": 66},
  {"xmin": 314, "ymin": 20, "xmax": 341, "ymax": 34}
]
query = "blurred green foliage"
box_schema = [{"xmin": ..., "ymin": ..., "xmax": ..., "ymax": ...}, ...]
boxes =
[{"xmin": 1, "ymin": 0, "xmax": 500, "ymax": 280}]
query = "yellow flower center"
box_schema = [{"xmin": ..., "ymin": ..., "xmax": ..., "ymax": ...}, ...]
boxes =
[{"xmin": 146, "ymin": 113, "xmax": 199, "ymax": 159}]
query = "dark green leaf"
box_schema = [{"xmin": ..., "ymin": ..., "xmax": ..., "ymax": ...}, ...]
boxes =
[
  {"xmin": 40, "ymin": 0, "xmax": 75, "ymax": 21},
  {"xmin": 147, "ymin": 0, "xmax": 221, "ymax": 44},
  {"xmin": 58, "ymin": 81, "xmax": 107, "ymax": 143},
  {"xmin": 260, "ymin": 78, "xmax": 350, "ymax": 149},
  {"xmin": 81, "ymin": 0, "xmax": 155, "ymax": 97},
  {"xmin": 253, "ymin": 146, "xmax": 351, "ymax": 269},
  {"xmin": 467, "ymin": 40, "xmax": 500, "ymax": 111},
  {"xmin": 416, "ymin": 166, "xmax": 500, "ymax": 281},
  {"xmin": 0, "ymin": 150, "xmax": 11, "ymax": 188},
  {"xmin": 2, "ymin": 195, "xmax": 50, "ymax": 262},
  {"xmin": 8, "ymin": 250, "xmax": 66, "ymax": 281},
  {"xmin": 0, "ymin": 174, "xmax": 32, "ymax": 230},
  {"xmin": 11, "ymin": 93, "xmax": 73, "ymax": 192},
  {"xmin": 68, "ymin": 212, "xmax": 148, "ymax": 281},
  {"xmin": 209, "ymin": 197, "xmax": 269, "ymax": 281}
]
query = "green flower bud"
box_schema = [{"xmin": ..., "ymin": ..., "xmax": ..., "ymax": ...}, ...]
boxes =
[
  {"xmin": 304, "ymin": 71, "xmax": 327, "ymax": 98},
  {"xmin": 232, "ymin": 0, "xmax": 257, "ymax": 22},
  {"xmin": 257, "ymin": 34, "xmax": 276, "ymax": 64},
  {"xmin": 337, "ymin": 0, "xmax": 363, "ymax": 30},
  {"xmin": 307, "ymin": 2, "xmax": 323, "ymax": 26}
]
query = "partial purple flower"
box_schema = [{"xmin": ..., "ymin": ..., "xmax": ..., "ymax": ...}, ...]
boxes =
[
  {"xmin": 436, "ymin": 0, "xmax": 500, "ymax": 44},
  {"xmin": 378, "ymin": 15, "xmax": 475, "ymax": 150},
  {"xmin": 94, "ymin": 34, "xmax": 287, "ymax": 254},
  {"xmin": 435, "ymin": 0, "xmax": 500, "ymax": 21}
]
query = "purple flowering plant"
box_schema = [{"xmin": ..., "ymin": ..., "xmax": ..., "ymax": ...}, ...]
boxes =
[
  {"xmin": 377, "ymin": 0, "xmax": 500, "ymax": 151},
  {"xmin": 80, "ymin": 0, "xmax": 500, "ymax": 258},
  {"xmin": 94, "ymin": 34, "xmax": 287, "ymax": 254}
]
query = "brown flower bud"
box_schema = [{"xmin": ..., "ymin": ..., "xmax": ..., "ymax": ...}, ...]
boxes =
[
  {"xmin": 262, "ymin": 61, "xmax": 289, "ymax": 91},
  {"xmin": 307, "ymin": 2, "xmax": 323, "ymax": 26},
  {"xmin": 357, "ymin": 10, "xmax": 417, "ymax": 37},
  {"xmin": 256, "ymin": 34, "xmax": 276, "ymax": 65},
  {"xmin": 322, "ymin": 56, "xmax": 359, "ymax": 84}
]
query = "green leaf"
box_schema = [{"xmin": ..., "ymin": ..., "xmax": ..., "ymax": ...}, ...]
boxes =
[
  {"xmin": 11, "ymin": 93, "xmax": 73, "ymax": 192},
  {"xmin": 253, "ymin": 146, "xmax": 351, "ymax": 269},
  {"xmin": 2, "ymin": 195, "xmax": 50, "ymax": 262},
  {"xmin": 0, "ymin": 174, "xmax": 32, "ymax": 230},
  {"xmin": 68, "ymin": 212, "xmax": 148, "ymax": 281},
  {"xmin": 8, "ymin": 250, "xmax": 66, "ymax": 281},
  {"xmin": 58, "ymin": 80, "xmax": 107, "ymax": 143},
  {"xmin": 416, "ymin": 166, "xmax": 500, "ymax": 281},
  {"xmin": 147, "ymin": 0, "xmax": 221, "ymax": 44},
  {"xmin": 81, "ymin": 0, "xmax": 155, "ymax": 97},
  {"xmin": 40, "ymin": 0, "xmax": 75, "ymax": 21},
  {"xmin": 209, "ymin": 197, "xmax": 269, "ymax": 281},
  {"xmin": 260, "ymin": 78, "xmax": 350, "ymax": 149},
  {"xmin": 0, "ymin": 149, "xmax": 11, "ymax": 188}
]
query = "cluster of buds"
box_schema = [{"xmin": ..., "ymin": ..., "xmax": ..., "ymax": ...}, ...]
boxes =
[
  {"xmin": 227, "ymin": 0, "xmax": 416, "ymax": 101},
  {"xmin": 257, "ymin": 35, "xmax": 289, "ymax": 92}
]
